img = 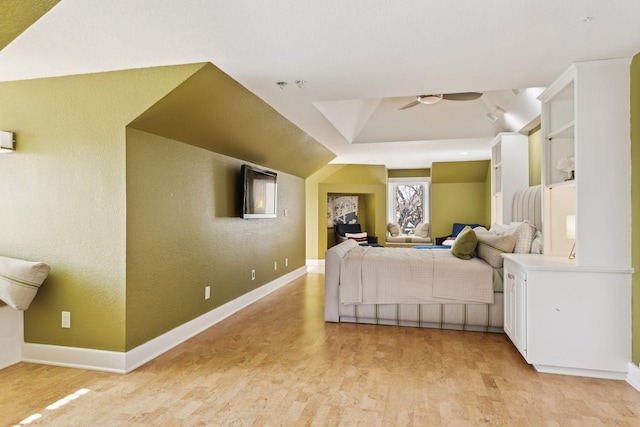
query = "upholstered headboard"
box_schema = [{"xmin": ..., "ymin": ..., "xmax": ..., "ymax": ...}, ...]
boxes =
[{"xmin": 511, "ymin": 185, "xmax": 542, "ymax": 230}]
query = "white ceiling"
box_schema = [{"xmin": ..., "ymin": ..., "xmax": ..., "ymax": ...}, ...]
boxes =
[{"xmin": 1, "ymin": 0, "xmax": 640, "ymax": 169}]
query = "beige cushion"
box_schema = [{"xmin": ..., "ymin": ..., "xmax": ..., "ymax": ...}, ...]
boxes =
[
  {"xmin": 414, "ymin": 222, "xmax": 430, "ymax": 238},
  {"xmin": 476, "ymin": 234, "xmax": 516, "ymax": 268},
  {"xmin": 0, "ymin": 256, "xmax": 51, "ymax": 310},
  {"xmin": 513, "ymin": 221, "xmax": 537, "ymax": 254},
  {"xmin": 490, "ymin": 222, "xmax": 521, "ymax": 235},
  {"xmin": 387, "ymin": 222, "xmax": 401, "ymax": 237},
  {"xmin": 451, "ymin": 226, "xmax": 478, "ymax": 260}
]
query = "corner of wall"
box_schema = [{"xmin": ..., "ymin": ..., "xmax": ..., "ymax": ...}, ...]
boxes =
[{"xmin": 630, "ymin": 52, "xmax": 640, "ymax": 364}]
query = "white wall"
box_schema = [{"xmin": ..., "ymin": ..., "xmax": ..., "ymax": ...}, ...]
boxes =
[{"xmin": 0, "ymin": 305, "xmax": 23, "ymax": 369}]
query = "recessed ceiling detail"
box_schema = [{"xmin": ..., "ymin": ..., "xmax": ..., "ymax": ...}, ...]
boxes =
[{"xmin": 315, "ymin": 89, "xmax": 543, "ymax": 145}]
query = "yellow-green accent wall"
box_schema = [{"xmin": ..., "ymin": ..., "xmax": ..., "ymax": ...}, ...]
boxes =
[
  {"xmin": 388, "ymin": 169, "xmax": 430, "ymax": 178},
  {"xmin": 0, "ymin": 62, "xmax": 323, "ymax": 353},
  {"xmin": 0, "ymin": 64, "xmax": 203, "ymax": 350},
  {"xmin": 129, "ymin": 63, "xmax": 334, "ymax": 178},
  {"xmin": 0, "ymin": 0, "xmax": 60, "ymax": 50},
  {"xmin": 430, "ymin": 161, "xmax": 490, "ymax": 238},
  {"xmin": 631, "ymin": 53, "xmax": 640, "ymax": 364},
  {"xmin": 485, "ymin": 163, "xmax": 492, "ymax": 226},
  {"xmin": 126, "ymin": 129, "xmax": 305, "ymax": 349},
  {"xmin": 528, "ymin": 126, "xmax": 542, "ymax": 186}
]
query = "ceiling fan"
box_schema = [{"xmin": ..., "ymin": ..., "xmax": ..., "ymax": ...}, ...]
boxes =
[{"xmin": 398, "ymin": 92, "xmax": 483, "ymax": 110}]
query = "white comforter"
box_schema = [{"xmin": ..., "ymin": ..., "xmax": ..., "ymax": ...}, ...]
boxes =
[{"xmin": 340, "ymin": 246, "xmax": 494, "ymax": 305}]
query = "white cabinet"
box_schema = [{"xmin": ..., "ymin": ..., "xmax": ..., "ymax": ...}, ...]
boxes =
[
  {"xmin": 503, "ymin": 58, "xmax": 634, "ymax": 380},
  {"xmin": 538, "ymin": 59, "xmax": 632, "ymax": 267},
  {"xmin": 490, "ymin": 133, "xmax": 529, "ymax": 225},
  {"xmin": 503, "ymin": 254, "xmax": 632, "ymax": 379}
]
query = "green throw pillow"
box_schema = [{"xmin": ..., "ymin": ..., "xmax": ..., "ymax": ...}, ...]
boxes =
[{"xmin": 451, "ymin": 226, "xmax": 478, "ymax": 260}]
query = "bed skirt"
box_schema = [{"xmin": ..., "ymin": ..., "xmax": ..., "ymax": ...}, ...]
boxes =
[{"xmin": 337, "ymin": 292, "xmax": 504, "ymax": 333}]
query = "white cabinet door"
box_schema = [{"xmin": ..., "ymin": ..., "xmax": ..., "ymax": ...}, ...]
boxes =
[
  {"xmin": 526, "ymin": 270, "xmax": 631, "ymax": 374},
  {"xmin": 503, "ymin": 265, "xmax": 515, "ymax": 339},
  {"xmin": 512, "ymin": 268, "xmax": 527, "ymax": 358}
]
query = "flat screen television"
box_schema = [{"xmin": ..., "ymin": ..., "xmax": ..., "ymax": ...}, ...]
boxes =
[{"xmin": 241, "ymin": 164, "xmax": 278, "ymax": 219}]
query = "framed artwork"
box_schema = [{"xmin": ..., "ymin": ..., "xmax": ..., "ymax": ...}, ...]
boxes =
[{"xmin": 327, "ymin": 195, "xmax": 358, "ymax": 228}]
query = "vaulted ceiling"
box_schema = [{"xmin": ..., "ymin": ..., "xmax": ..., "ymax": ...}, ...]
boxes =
[{"xmin": 2, "ymin": 1, "xmax": 640, "ymax": 169}]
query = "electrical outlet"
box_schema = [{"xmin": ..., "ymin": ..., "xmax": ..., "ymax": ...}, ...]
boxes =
[
  {"xmin": 285, "ymin": 258, "xmax": 289, "ymax": 267},
  {"xmin": 274, "ymin": 261, "xmax": 278, "ymax": 271},
  {"xmin": 61, "ymin": 311, "xmax": 71, "ymax": 328},
  {"xmin": 251, "ymin": 269, "xmax": 256, "ymax": 280},
  {"xmin": 205, "ymin": 286, "xmax": 211, "ymax": 300}
]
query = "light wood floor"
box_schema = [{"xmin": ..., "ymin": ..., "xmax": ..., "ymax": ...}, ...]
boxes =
[{"xmin": 1, "ymin": 271, "xmax": 639, "ymax": 426}]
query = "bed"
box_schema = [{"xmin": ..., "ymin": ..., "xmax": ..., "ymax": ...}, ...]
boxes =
[{"xmin": 324, "ymin": 185, "xmax": 542, "ymax": 333}]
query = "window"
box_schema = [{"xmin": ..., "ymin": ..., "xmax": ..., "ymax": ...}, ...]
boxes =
[{"xmin": 387, "ymin": 178, "xmax": 430, "ymax": 234}]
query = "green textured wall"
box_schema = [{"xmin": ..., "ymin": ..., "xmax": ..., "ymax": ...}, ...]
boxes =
[
  {"xmin": 129, "ymin": 63, "xmax": 334, "ymax": 179},
  {"xmin": 0, "ymin": 64, "xmax": 203, "ymax": 351},
  {"xmin": 0, "ymin": 60, "xmax": 319, "ymax": 353},
  {"xmin": 388, "ymin": 169, "xmax": 430, "ymax": 178},
  {"xmin": 430, "ymin": 161, "xmax": 490, "ymax": 238},
  {"xmin": 528, "ymin": 126, "xmax": 542, "ymax": 186},
  {"xmin": 485, "ymin": 163, "xmax": 492, "ymax": 225},
  {"xmin": 631, "ymin": 53, "xmax": 640, "ymax": 364},
  {"xmin": 431, "ymin": 160, "xmax": 489, "ymax": 184},
  {"xmin": 431, "ymin": 183, "xmax": 487, "ymax": 238},
  {"xmin": 126, "ymin": 129, "xmax": 304, "ymax": 349},
  {"xmin": 0, "ymin": 0, "xmax": 59, "ymax": 50}
]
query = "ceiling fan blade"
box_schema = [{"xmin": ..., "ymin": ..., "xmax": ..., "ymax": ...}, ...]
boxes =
[
  {"xmin": 442, "ymin": 92, "xmax": 483, "ymax": 101},
  {"xmin": 398, "ymin": 100, "xmax": 421, "ymax": 110}
]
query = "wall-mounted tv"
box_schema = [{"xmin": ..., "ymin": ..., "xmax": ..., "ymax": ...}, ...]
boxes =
[{"xmin": 241, "ymin": 164, "xmax": 278, "ymax": 219}]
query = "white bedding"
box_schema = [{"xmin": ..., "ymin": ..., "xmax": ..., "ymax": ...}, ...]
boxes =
[{"xmin": 339, "ymin": 246, "xmax": 494, "ymax": 305}]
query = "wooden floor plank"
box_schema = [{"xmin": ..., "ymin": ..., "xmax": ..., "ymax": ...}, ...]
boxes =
[{"xmin": 0, "ymin": 271, "xmax": 639, "ymax": 426}]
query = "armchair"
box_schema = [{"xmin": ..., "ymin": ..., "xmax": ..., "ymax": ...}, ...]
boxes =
[
  {"xmin": 435, "ymin": 222, "xmax": 481, "ymax": 246},
  {"xmin": 335, "ymin": 223, "xmax": 377, "ymax": 245}
]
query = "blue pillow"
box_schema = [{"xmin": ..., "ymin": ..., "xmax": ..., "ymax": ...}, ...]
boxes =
[{"xmin": 451, "ymin": 223, "xmax": 480, "ymax": 237}]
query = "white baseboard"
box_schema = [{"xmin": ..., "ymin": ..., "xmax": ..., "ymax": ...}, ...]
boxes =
[
  {"xmin": 21, "ymin": 267, "xmax": 307, "ymax": 374},
  {"xmin": 627, "ymin": 362, "xmax": 640, "ymax": 392},
  {"xmin": 22, "ymin": 343, "xmax": 126, "ymax": 373},
  {"xmin": 306, "ymin": 259, "xmax": 325, "ymax": 274},
  {"xmin": 306, "ymin": 259, "xmax": 325, "ymax": 268},
  {"xmin": 533, "ymin": 363, "xmax": 627, "ymax": 380}
]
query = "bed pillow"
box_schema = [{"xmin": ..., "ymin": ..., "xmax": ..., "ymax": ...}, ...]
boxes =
[
  {"xmin": 345, "ymin": 232, "xmax": 368, "ymax": 243},
  {"xmin": 476, "ymin": 234, "xmax": 516, "ymax": 268},
  {"xmin": 451, "ymin": 226, "xmax": 478, "ymax": 260},
  {"xmin": 387, "ymin": 222, "xmax": 401, "ymax": 237},
  {"xmin": 530, "ymin": 231, "xmax": 543, "ymax": 254},
  {"xmin": 513, "ymin": 221, "xmax": 537, "ymax": 254},
  {"xmin": 490, "ymin": 222, "xmax": 521, "ymax": 236},
  {"xmin": 414, "ymin": 222, "xmax": 430, "ymax": 238},
  {"xmin": 0, "ymin": 256, "xmax": 51, "ymax": 311},
  {"xmin": 473, "ymin": 226, "xmax": 490, "ymax": 235}
]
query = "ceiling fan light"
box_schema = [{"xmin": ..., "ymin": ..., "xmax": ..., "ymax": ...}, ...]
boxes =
[{"xmin": 418, "ymin": 95, "xmax": 443, "ymax": 105}]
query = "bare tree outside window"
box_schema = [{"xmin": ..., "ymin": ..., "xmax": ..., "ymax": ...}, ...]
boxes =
[{"xmin": 395, "ymin": 184, "xmax": 423, "ymax": 233}]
